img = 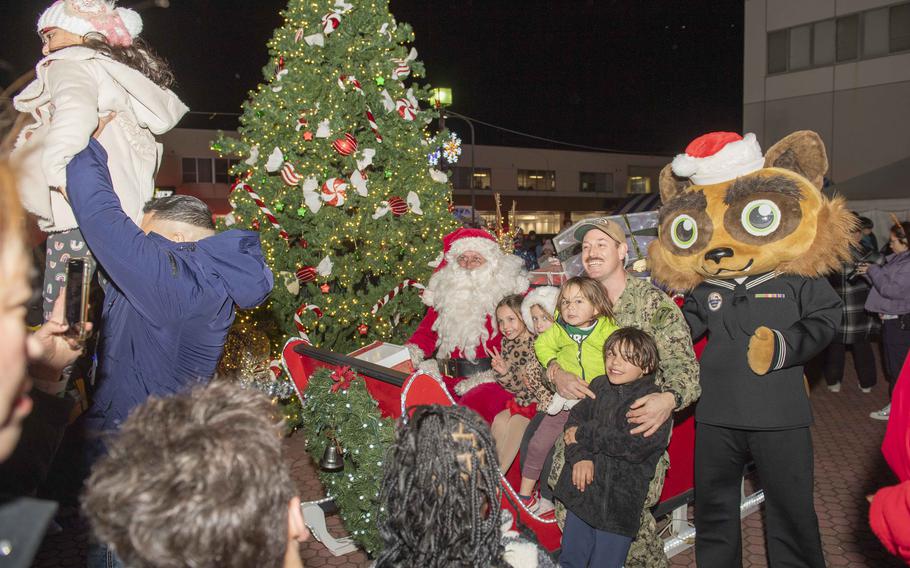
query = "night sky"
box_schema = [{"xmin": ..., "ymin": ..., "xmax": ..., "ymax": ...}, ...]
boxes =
[{"xmin": 2, "ymin": 0, "xmax": 743, "ymax": 155}]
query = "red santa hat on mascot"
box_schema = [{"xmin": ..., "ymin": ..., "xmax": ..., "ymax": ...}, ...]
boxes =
[{"xmin": 671, "ymin": 132, "xmax": 765, "ymax": 185}]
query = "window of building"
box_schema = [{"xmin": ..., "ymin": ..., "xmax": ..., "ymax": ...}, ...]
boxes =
[
  {"xmin": 627, "ymin": 176, "xmax": 651, "ymax": 194},
  {"xmin": 836, "ymin": 15, "xmax": 859, "ymax": 61},
  {"xmin": 579, "ymin": 172, "xmax": 613, "ymax": 193},
  {"xmin": 452, "ymin": 167, "xmax": 492, "ymax": 190},
  {"xmin": 789, "ymin": 25, "xmax": 812, "ymax": 70},
  {"xmin": 214, "ymin": 159, "xmax": 231, "ymax": 184},
  {"xmin": 513, "ymin": 212, "xmax": 564, "ymax": 235},
  {"xmin": 182, "ymin": 158, "xmax": 242, "ymax": 184},
  {"xmin": 813, "ymin": 19, "xmax": 836, "ymax": 65},
  {"xmin": 864, "ymin": 8, "xmax": 891, "ymax": 57},
  {"xmin": 768, "ymin": 29, "xmax": 789, "ymax": 73},
  {"xmin": 181, "ymin": 158, "xmax": 197, "ymax": 183},
  {"xmin": 517, "ymin": 170, "xmax": 556, "ymax": 191},
  {"xmin": 892, "ymin": 3, "xmax": 910, "ymax": 52}
]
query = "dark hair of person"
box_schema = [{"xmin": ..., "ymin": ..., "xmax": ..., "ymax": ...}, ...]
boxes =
[
  {"xmin": 557, "ymin": 276, "xmax": 614, "ymax": 321},
  {"xmin": 858, "ymin": 216, "xmax": 874, "ymax": 230},
  {"xmin": 376, "ymin": 405, "xmax": 508, "ymax": 568},
  {"xmin": 143, "ymin": 195, "xmax": 215, "ymax": 230},
  {"xmin": 890, "ymin": 221, "xmax": 910, "ymax": 246},
  {"xmin": 82, "ymin": 382, "xmax": 293, "ymax": 568},
  {"xmin": 81, "ymin": 33, "xmax": 175, "ymax": 90},
  {"xmin": 604, "ymin": 327, "xmax": 660, "ymax": 374},
  {"xmin": 496, "ymin": 294, "xmax": 524, "ymax": 319}
]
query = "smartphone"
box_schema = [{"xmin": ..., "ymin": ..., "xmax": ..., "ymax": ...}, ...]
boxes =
[{"xmin": 64, "ymin": 258, "xmax": 91, "ymax": 341}]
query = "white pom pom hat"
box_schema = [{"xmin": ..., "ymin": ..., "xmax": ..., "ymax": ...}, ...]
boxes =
[
  {"xmin": 520, "ymin": 286, "xmax": 559, "ymax": 332},
  {"xmin": 38, "ymin": 0, "xmax": 142, "ymax": 47},
  {"xmin": 671, "ymin": 132, "xmax": 765, "ymax": 186}
]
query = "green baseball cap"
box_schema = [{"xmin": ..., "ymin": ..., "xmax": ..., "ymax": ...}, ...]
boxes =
[{"xmin": 573, "ymin": 219, "xmax": 626, "ymax": 245}]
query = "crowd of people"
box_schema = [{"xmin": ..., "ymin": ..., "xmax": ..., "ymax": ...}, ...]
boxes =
[{"xmin": 1, "ymin": 1, "xmax": 910, "ymax": 568}]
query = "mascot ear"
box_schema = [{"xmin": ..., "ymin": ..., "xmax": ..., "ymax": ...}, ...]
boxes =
[
  {"xmin": 659, "ymin": 163, "xmax": 691, "ymax": 202},
  {"xmin": 763, "ymin": 131, "xmax": 829, "ymax": 191}
]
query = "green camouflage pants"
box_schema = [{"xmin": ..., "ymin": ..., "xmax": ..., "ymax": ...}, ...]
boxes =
[{"xmin": 548, "ymin": 438, "xmax": 670, "ymax": 568}]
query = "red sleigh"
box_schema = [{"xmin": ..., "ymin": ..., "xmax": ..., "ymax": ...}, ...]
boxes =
[{"xmin": 282, "ymin": 337, "xmax": 762, "ymax": 557}]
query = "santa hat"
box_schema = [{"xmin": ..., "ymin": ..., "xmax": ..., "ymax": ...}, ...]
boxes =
[
  {"xmin": 520, "ymin": 286, "xmax": 559, "ymax": 331},
  {"xmin": 38, "ymin": 0, "xmax": 142, "ymax": 47},
  {"xmin": 671, "ymin": 132, "xmax": 765, "ymax": 186},
  {"xmin": 430, "ymin": 228, "xmax": 501, "ymax": 272}
]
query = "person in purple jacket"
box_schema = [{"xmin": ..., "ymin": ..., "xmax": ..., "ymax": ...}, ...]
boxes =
[{"xmin": 858, "ymin": 221, "xmax": 910, "ymax": 420}]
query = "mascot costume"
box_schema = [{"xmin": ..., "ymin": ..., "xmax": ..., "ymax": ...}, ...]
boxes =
[{"xmin": 649, "ymin": 131, "xmax": 853, "ymax": 567}]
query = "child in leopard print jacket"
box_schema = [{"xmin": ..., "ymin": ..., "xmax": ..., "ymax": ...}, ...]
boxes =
[{"xmin": 489, "ymin": 295, "xmax": 554, "ymax": 477}]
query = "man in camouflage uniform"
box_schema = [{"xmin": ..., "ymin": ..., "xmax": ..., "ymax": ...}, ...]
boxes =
[{"xmin": 546, "ymin": 219, "xmax": 700, "ymax": 568}]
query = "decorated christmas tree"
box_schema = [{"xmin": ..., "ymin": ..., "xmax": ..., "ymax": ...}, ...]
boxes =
[{"xmin": 215, "ymin": 0, "xmax": 457, "ymax": 354}]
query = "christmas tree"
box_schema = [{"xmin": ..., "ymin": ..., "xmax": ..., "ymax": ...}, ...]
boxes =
[{"xmin": 215, "ymin": 0, "xmax": 457, "ymax": 354}]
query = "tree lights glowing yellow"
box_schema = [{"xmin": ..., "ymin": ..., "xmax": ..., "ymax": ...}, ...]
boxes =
[{"xmin": 214, "ymin": 0, "xmax": 456, "ymax": 356}]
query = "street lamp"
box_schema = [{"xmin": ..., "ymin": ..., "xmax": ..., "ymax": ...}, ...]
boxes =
[{"xmin": 432, "ymin": 87, "xmax": 476, "ymax": 226}]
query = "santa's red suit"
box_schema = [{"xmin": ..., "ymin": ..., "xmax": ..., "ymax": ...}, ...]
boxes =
[{"xmin": 407, "ymin": 228, "xmax": 529, "ymax": 423}]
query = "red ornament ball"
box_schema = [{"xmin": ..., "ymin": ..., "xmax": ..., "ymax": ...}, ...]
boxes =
[
  {"xmin": 357, "ymin": 323, "xmax": 369, "ymax": 336},
  {"xmin": 296, "ymin": 266, "xmax": 317, "ymax": 284},
  {"xmin": 298, "ymin": 238, "xmax": 309, "ymax": 248},
  {"xmin": 320, "ymin": 283, "xmax": 331, "ymax": 294},
  {"xmin": 388, "ymin": 196, "xmax": 408, "ymax": 217},
  {"xmin": 332, "ymin": 133, "xmax": 358, "ymax": 156}
]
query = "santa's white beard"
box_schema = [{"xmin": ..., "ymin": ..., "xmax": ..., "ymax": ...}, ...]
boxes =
[{"xmin": 423, "ymin": 253, "xmax": 529, "ymax": 361}]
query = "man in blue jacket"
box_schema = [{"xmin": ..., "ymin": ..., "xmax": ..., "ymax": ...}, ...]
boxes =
[{"xmin": 65, "ymin": 139, "xmax": 274, "ymax": 440}]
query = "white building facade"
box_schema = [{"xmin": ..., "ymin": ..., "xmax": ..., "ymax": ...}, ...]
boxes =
[
  {"xmin": 743, "ymin": 0, "xmax": 910, "ymax": 213},
  {"xmin": 155, "ymin": 128, "xmax": 670, "ymax": 235}
]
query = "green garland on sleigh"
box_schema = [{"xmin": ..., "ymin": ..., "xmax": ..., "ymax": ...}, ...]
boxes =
[{"xmin": 299, "ymin": 367, "xmax": 395, "ymax": 556}]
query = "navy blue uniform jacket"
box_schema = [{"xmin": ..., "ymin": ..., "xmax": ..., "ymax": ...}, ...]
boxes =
[
  {"xmin": 683, "ymin": 272, "xmax": 840, "ymax": 430},
  {"xmin": 67, "ymin": 140, "xmax": 274, "ymax": 432}
]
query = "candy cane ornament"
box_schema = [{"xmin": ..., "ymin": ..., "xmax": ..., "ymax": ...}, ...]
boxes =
[
  {"xmin": 337, "ymin": 74, "xmax": 364, "ymax": 95},
  {"xmin": 370, "ymin": 279, "xmax": 425, "ymax": 314},
  {"xmin": 233, "ymin": 179, "xmax": 289, "ymax": 241},
  {"xmin": 280, "ymin": 163, "xmax": 302, "ymax": 186},
  {"xmin": 294, "ymin": 303, "xmax": 324, "ymax": 337},
  {"xmin": 365, "ymin": 108, "xmax": 383, "ymax": 142}
]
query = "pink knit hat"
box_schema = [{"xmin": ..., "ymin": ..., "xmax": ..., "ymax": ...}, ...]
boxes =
[{"xmin": 38, "ymin": 0, "xmax": 142, "ymax": 47}]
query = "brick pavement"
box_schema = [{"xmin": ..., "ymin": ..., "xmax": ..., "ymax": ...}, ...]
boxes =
[{"xmin": 30, "ymin": 353, "xmax": 904, "ymax": 567}]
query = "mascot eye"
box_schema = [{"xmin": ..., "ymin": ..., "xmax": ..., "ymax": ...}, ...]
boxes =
[
  {"xmin": 670, "ymin": 215, "xmax": 699, "ymax": 249},
  {"xmin": 741, "ymin": 199, "xmax": 781, "ymax": 236}
]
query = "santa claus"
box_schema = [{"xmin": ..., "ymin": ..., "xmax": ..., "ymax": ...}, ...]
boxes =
[{"xmin": 407, "ymin": 228, "xmax": 530, "ymax": 422}]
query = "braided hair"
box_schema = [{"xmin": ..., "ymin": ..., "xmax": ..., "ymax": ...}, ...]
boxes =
[{"xmin": 376, "ymin": 405, "xmax": 508, "ymax": 567}]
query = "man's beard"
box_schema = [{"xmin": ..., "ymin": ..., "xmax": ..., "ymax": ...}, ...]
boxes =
[{"xmin": 423, "ymin": 255, "xmax": 528, "ymax": 360}]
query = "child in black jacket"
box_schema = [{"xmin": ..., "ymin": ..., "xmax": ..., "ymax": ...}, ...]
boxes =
[{"xmin": 554, "ymin": 327, "xmax": 672, "ymax": 568}]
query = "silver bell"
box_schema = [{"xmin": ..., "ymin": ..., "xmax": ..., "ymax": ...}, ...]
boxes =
[{"xmin": 319, "ymin": 442, "xmax": 344, "ymax": 472}]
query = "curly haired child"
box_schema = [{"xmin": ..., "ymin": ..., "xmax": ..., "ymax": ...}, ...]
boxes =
[{"xmin": 376, "ymin": 405, "xmax": 555, "ymax": 568}]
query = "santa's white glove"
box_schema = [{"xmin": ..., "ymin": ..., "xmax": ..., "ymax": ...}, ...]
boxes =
[
  {"xmin": 417, "ymin": 358, "xmax": 442, "ymax": 381},
  {"xmin": 546, "ymin": 393, "xmax": 580, "ymax": 415},
  {"xmin": 406, "ymin": 343, "xmax": 426, "ymax": 368}
]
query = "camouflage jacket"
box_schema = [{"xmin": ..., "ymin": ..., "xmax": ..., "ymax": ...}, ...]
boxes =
[{"xmin": 613, "ymin": 275, "xmax": 700, "ymax": 409}]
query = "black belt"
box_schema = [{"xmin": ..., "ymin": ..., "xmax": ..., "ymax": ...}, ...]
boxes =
[{"xmin": 442, "ymin": 357, "xmax": 493, "ymax": 378}]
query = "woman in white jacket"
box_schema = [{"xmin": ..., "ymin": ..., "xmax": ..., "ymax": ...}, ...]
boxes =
[{"xmin": 13, "ymin": 0, "xmax": 188, "ymax": 319}]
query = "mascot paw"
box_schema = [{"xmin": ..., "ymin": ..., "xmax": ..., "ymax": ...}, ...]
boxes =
[{"xmin": 747, "ymin": 326, "xmax": 775, "ymax": 375}]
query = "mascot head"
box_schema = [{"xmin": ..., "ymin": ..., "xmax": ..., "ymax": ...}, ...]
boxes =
[{"xmin": 648, "ymin": 131, "xmax": 857, "ymax": 291}]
